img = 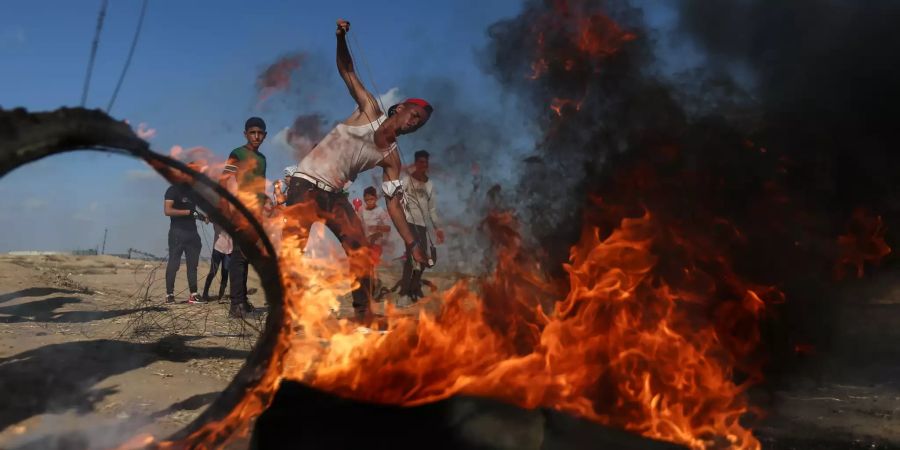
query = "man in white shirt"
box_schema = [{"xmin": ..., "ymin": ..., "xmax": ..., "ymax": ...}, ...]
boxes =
[
  {"xmin": 398, "ymin": 150, "xmax": 444, "ymax": 305},
  {"xmin": 284, "ymin": 19, "xmax": 432, "ymax": 324}
]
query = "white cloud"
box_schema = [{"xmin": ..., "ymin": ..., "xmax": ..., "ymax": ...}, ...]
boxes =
[
  {"xmin": 135, "ymin": 122, "xmax": 157, "ymax": 140},
  {"xmin": 22, "ymin": 197, "xmax": 47, "ymax": 211},
  {"xmin": 379, "ymin": 87, "xmax": 403, "ymax": 109},
  {"xmin": 272, "ymin": 127, "xmax": 291, "ymax": 151}
]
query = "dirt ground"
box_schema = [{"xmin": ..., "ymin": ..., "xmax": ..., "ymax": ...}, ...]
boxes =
[{"xmin": 1, "ymin": 254, "xmax": 898, "ymax": 449}]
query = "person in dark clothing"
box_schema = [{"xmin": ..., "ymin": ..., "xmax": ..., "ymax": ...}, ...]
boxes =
[
  {"xmin": 201, "ymin": 223, "xmax": 232, "ymax": 302},
  {"xmin": 220, "ymin": 116, "xmax": 268, "ymax": 318},
  {"xmin": 163, "ymin": 179, "xmax": 208, "ymax": 304}
]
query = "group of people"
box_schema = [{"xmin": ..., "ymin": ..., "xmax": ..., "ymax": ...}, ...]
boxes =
[{"xmin": 163, "ymin": 19, "xmax": 440, "ymax": 324}]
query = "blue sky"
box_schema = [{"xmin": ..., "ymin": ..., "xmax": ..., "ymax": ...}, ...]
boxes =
[
  {"xmin": 0, "ymin": 0, "xmax": 536, "ymax": 255},
  {"xmin": 0, "ymin": 1, "xmax": 690, "ymax": 258}
]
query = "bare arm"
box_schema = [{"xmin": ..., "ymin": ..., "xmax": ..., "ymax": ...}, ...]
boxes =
[
  {"xmin": 381, "ymin": 152, "xmax": 425, "ymax": 262},
  {"xmin": 164, "ymin": 199, "xmax": 192, "ymax": 217},
  {"xmin": 335, "ymin": 19, "xmax": 381, "ymax": 119}
]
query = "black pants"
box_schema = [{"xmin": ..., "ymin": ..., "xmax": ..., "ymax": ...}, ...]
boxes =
[
  {"xmin": 229, "ymin": 245, "xmax": 250, "ymax": 306},
  {"xmin": 166, "ymin": 229, "xmax": 202, "ymax": 295},
  {"xmin": 285, "ymin": 177, "xmax": 373, "ymax": 316},
  {"xmin": 202, "ymin": 249, "xmax": 230, "ymax": 299},
  {"xmin": 399, "ymin": 224, "xmax": 429, "ymax": 298}
]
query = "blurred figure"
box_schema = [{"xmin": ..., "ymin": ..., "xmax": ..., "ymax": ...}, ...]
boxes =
[
  {"xmin": 275, "ymin": 165, "xmax": 296, "ymax": 206},
  {"xmin": 397, "ymin": 150, "xmax": 444, "ymax": 306},
  {"xmin": 202, "ymin": 223, "xmax": 232, "ymax": 302},
  {"xmin": 358, "ymin": 186, "xmax": 392, "ymax": 264}
]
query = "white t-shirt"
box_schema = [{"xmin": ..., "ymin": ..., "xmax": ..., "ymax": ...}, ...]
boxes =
[
  {"xmin": 296, "ymin": 112, "xmax": 396, "ymax": 190},
  {"xmin": 212, "ymin": 225, "xmax": 233, "ymax": 255},
  {"xmin": 401, "ymin": 172, "xmax": 439, "ymax": 227},
  {"xmin": 360, "ymin": 206, "xmax": 391, "ymax": 245}
]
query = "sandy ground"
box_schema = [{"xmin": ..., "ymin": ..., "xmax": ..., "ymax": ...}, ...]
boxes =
[
  {"xmin": 0, "ymin": 254, "xmax": 898, "ymax": 449},
  {"xmin": 0, "ymin": 253, "xmax": 450, "ymax": 450}
]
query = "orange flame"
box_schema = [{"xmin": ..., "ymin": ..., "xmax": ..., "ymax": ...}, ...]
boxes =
[
  {"xmin": 135, "ymin": 5, "xmax": 772, "ymax": 447},
  {"xmin": 527, "ymin": 6, "xmax": 635, "ymax": 81},
  {"xmin": 153, "ymin": 203, "xmax": 767, "ymax": 449},
  {"xmin": 550, "ymin": 97, "xmax": 583, "ymax": 116}
]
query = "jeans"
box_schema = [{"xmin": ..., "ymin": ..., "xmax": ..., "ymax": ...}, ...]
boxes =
[
  {"xmin": 399, "ymin": 224, "xmax": 429, "ymax": 299},
  {"xmin": 202, "ymin": 249, "xmax": 230, "ymax": 299},
  {"xmin": 228, "ymin": 245, "xmax": 250, "ymax": 306},
  {"xmin": 166, "ymin": 228, "xmax": 201, "ymax": 296},
  {"xmin": 285, "ymin": 177, "xmax": 373, "ymax": 316}
]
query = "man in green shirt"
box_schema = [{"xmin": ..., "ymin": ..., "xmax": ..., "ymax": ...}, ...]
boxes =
[{"xmin": 221, "ymin": 116, "xmax": 268, "ymax": 318}]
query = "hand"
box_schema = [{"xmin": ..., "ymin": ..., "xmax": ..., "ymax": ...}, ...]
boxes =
[
  {"xmin": 436, "ymin": 228, "xmax": 445, "ymax": 244},
  {"xmin": 412, "ymin": 245, "xmax": 427, "ymax": 264},
  {"xmin": 336, "ymin": 19, "xmax": 350, "ymax": 36},
  {"xmin": 407, "ymin": 241, "xmax": 426, "ymax": 264}
]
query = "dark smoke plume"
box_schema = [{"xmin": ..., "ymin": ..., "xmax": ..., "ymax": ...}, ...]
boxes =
[
  {"xmin": 257, "ymin": 52, "xmax": 306, "ymax": 105},
  {"xmin": 284, "ymin": 113, "xmax": 327, "ymax": 162},
  {"xmin": 483, "ymin": 0, "xmax": 898, "ymax": 378}
]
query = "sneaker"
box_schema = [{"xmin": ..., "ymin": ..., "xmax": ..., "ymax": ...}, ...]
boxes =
[
  {"xmin": 165, "ymin": 294, "xmax": 175, "ymax": 304},
  {"xmin": 188, "ymin": 293, "xmax": 206, "ymax": 304}
]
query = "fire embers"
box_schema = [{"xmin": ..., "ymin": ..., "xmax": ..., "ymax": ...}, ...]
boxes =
[
  {"xmin": 834, "ymin": 208, "xmax": 892, "ymax": 280},
  {"xmin": 522, "ymin": 1, "xmax": 636, "ymax": 117}
]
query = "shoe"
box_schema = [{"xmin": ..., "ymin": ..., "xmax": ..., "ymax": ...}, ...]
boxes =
[
  {"xmin": 165, "ymin": 294, "xmax": 175, "ymax": 304},
  {"xmin": 394, "ymin": 296, "xmax": 414, "ymax": 309},
  {"xmin": 188, "ymin": 293, "xmax": 206, "ymax": 304},
  {"xmin": 228, "ymin": 301, "xmax": 257, "ymax": 318}
]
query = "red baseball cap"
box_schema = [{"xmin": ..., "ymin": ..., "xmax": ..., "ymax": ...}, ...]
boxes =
[{"xmin": 403, "ymin": 98, "xmax": 433, "ymax": 114}]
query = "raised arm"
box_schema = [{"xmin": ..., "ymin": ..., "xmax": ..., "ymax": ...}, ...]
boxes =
[{"xmin": 335, "ymin": 19, "xmax": 381, "ymax": 119}]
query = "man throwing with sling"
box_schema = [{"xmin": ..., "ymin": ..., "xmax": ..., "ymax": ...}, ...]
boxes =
[{"xmin": 285, "ymin": 19, "xmax": 433, "ymax": 324}]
